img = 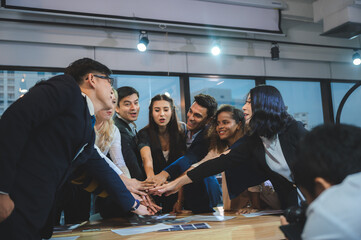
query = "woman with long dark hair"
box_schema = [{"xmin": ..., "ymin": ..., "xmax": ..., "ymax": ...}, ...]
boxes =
[
  {"xmin": 138, "ymin": 94, "xmax": 186, "ymax": 212},
  {"xmin": 154, "ymin": 85, "xmax": 307, "ymax": 210}
]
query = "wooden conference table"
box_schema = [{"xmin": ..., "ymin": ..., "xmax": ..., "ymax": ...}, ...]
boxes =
[{"xmin": 53, "ymin": 210, "xmax": 285, "ymax": 240}]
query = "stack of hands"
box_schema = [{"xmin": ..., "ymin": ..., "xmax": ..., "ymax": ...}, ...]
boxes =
[
  {"xmin": 123, "ymin": 172, "xmax": 186, "ymax": 215},
  {"xmin": 127, "ymin": 172, "xmax": 264, "ymax": 216}
]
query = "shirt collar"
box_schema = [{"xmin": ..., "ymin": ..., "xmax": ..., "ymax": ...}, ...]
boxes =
[
  {"xmin": 116, "ymin": 113, "xmax": 137, "ymax": 129},
  {"xmin": 260, "ymin": 135, "xmax": 279, "ymax": 149},
  {"xmin": 81, "ymin": 92, "xmax": 95, "ymax": 116},
  {"xmin": 186, "ymin": 128, "xmax": 202, "ymax": 141}
]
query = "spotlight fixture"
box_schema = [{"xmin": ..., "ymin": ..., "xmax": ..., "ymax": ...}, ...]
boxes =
[
  {"xmin": 211, "ymin": 42, "xmax": 221, "ymax": 56},
  {"xmin": 352, "ymin": 51, "xmax": 361, "ymax": 66},
  {"xmin": 137, "ymin": 30, "xmax": 149, "ymax": 52},
  {"xmin": 271, "ymin": 42, "xmax": 280, "ymax": 60}
]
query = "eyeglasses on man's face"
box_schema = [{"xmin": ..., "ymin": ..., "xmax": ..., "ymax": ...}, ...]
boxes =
[{"xmin": 93, "ymin": 74, "xmax": 114, "ymax": 86}]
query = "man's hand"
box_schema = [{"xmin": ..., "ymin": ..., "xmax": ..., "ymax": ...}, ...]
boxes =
[
  {"xmin": 280, "ymin": 216, "xmax": 290, "ymax": 240},
  {"xmin": 280, "ymin": 215, "xmax": 289, "ymax": 225},
  {"xmin": 133, "ymin": 204, "xmax": 151, "ymax": 215},
  {"xmin": 142, "ymin": 195, "xmax": 162, "ymax": 215},
  {"xmin": 0, "ymin": 194, "xmax": 14, "ymax": 223},
  {"xmin": 131, "ymin": 193, "xmax": 162, "ymax": 215}
]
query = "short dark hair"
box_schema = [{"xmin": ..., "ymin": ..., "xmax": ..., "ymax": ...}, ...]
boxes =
[
  {"xmin": 116, "ymin": 86, "xmax": 139, "ymax": 105},
  {"xmin": 293, "ymin": 124, "xmax": 361, "ymax": 196},
  {"xmin": 248, "ymin": 85, "xmax": 293, "ymax": 138},
  {"xmin": 193, "ymin": 94, "xmax": 217, "ymax": 119},
  {"xmin": 64, "ymin": 58, "xmax": 112, "ymax": 84}
]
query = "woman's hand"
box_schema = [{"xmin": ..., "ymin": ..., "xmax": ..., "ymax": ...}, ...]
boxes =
[
  {"xmin": 171, "ymin": 200, "xmax": 183, "ymax": 214},
  {"xmin": 145, "ymin": 174, "xmax": 156, "ymax": 183},
  {"xmin": 236, "ymin": 207, "xmax": 259, "ymax": 214},
  {"xmin": 146, "ymin": 171, "xmax": 170, "ymax": 187},
  {"xmin": 145, "ymin": 174, "xmax": 165, "ymax": 187},
  {"xmin": 150, "ymin": 175, "xmax": 192, "ymax": 196},
  {"xmin": 120, "ymin": 175, "xmax": 152, "ymax": 195}
]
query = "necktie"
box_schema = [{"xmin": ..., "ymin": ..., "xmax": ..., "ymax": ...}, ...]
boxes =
[{"xmin": 91, "ymin": 115, "xmax": 96, "ymax": 128}]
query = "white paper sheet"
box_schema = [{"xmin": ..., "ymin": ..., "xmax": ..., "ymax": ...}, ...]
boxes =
[
  {"xmin": 241, "ymin": 209, "xmax": 284, "ymax": 218},
  {"xmin": 177, "ymin": 215, "xmax": 235, "ymax": 222},
  {"xmin": 111, "ymin": 223, "xmax": 171, "ymax": 236},
  {"xmin": 50, "ymin": 236, "xmax": 80, "ymax": 240}
]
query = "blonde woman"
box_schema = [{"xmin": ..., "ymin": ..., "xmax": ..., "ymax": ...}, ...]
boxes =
[
  {"xmin": 95, "ymin": 89, "xmax": 131, "ymax": 177},
  {"xmin": 94, "ymin": 89, "xmax": 161, "ymax": 218}
]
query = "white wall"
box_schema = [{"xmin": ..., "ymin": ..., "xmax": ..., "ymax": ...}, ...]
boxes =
[{"xmin": 0, "ymin": 10, "xmax": 360, "ymax": 80}]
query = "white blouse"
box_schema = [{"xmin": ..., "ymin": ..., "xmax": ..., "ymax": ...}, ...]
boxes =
[
  {"xmin": 102, "ymin": 127, "xmax": 131, "ymax": 178},
  {"xmin": 260, "ymin": 135, "xmax": 292, "ymax": 182},
  {"xmin": 162, "ymin": 150, "xmax": 169, "ymax": 162}
]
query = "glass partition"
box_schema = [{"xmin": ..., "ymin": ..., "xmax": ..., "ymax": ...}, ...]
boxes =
[
  {"xmin": 189, "ymin": 77, "xmax": 255, "ymax": 110},
  {"xmin": 0, "ymin": 70, "xmax": 60, "ymax": 116},
  {"xmin": 331, "ymin": 82, "xmax": 361, "ymax": 127},
  {"xmin": 266, "ymin": 80, "xmax": 324, "ymax": 130},
  {"xmin": 113, "ymin": 75, "xmax": 181, "ymax": 129}
]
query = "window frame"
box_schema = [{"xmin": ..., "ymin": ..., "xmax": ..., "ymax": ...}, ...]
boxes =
[{"xmin": 1, "ymin": 65, "xmax": 360, "ymax": 127}]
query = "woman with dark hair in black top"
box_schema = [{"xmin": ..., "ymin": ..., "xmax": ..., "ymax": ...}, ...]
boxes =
[
  {"xmin": 154, "ymin": 85, "xmax": 307, "ymax": 210},
  {"xmin": 138, "ymin": 94, "xmax": 186, "ymax": 213}
]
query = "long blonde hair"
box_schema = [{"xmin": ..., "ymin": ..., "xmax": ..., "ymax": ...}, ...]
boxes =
[{"xmin": 95, "ymin": 88, "xmax": 117, "ymax": 152}]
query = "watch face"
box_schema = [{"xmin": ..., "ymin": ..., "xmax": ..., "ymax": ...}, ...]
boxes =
[{"xmin": 131, "ymin": 199, "xmax": 140, "ymax": 211}]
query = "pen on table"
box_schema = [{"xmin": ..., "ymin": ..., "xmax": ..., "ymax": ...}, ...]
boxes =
[{"xmin": 68, "ymin": 221, "xmax": 88, "ymax": 230}]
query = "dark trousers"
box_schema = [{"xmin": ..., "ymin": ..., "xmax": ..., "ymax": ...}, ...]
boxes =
[
  {"xmin": 96, "ymin": 197, "xmax": 133, "ymax": 219},
  {"xmin": 152, "ymin": 193, "xmax": 178, "ymax": 213},
  {"xmin": 55, "ymin": 183, "xmax": 91, "ymax": 224},
  {"xmin": 183, "ymin": 176, "xmax": 221, "ymax": 214}
]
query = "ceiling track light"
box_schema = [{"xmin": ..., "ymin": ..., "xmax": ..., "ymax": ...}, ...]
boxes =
[
  {"xmin": 352, "ymin": 50, "xmax": 361, "ymax": 66},
  {"xmin": 137, "ymin": 30, "xmax": 149, "ymax": 52},
  {"xmin": 271, "ymin": 42, "xmax": 280, "ymax": 61},
  {"xmin": 211, "ymin": 41, "xmax": 221, "ymax": 56}
]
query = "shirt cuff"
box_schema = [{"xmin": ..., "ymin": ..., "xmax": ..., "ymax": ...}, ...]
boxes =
[{"xmin": 0, "ymin": 191, "xmax": 9, "ymax": 195}]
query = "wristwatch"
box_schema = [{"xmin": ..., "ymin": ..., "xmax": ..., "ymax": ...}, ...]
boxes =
[{"xmin": 131, "ymin": 199, "xmax": 140, "ymax": 211}]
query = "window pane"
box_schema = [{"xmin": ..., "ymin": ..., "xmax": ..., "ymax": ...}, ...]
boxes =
[
  {"xmin": 0, "ymin": 71, "xmax": 62, "ymax": 117},
  {"xmin": 189, "ymin": 77, "xmax": 255, "ymax": 110},
  {"xmin": 266, "ymin": 80, "xmax": 323, "ymax": 130},
  {"xmin": 331, "ymin": 82, "xmax": 361, "ymax": 128},
  {"xmin": 113, "ymin": 75, "xmax": 181, "ymax": 129}
]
